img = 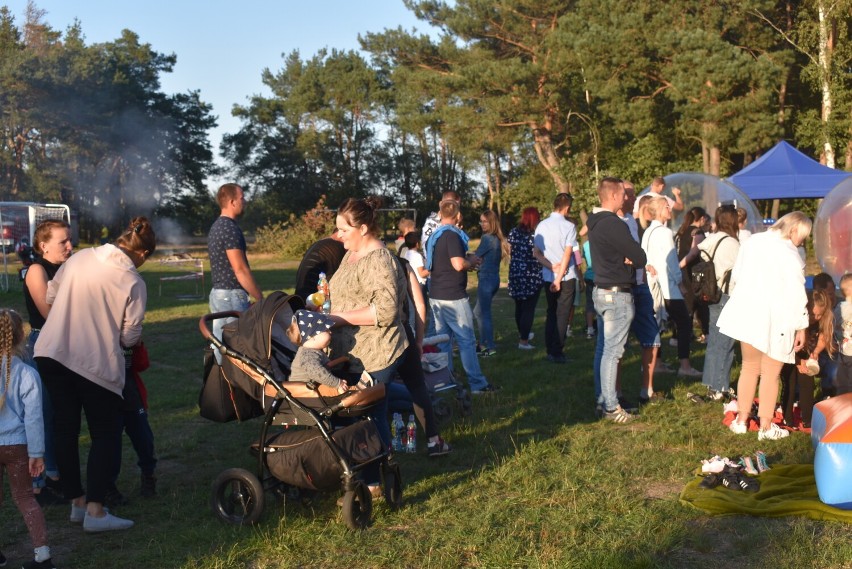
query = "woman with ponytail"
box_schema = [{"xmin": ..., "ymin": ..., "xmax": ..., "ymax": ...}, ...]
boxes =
[{"xmin": 34, "ymin": 217, "xmax": 156, "ymax": 533}]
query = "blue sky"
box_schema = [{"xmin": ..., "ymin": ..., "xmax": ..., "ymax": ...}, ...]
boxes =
[{"xmin": 3, "ymin": 1, "xmax": 428, "ymax": 170}]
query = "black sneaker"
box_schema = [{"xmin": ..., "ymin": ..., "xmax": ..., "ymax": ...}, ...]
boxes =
[
  {"xmin": 699, "ymin": 473, "xmax": 722, "ymax": 489},
  {"xmin": 546, "ymin": 354, "xmax": 567, "ymax": 364},
  {"xmin": 639, "ymin": 392, "xmax": 666, "ymax": 406},
  {"xmin": 35, "ymin": 486, "xmax": 67, "ymax": 507},
  {"xmin": 471, "ymin": 383, "xmax": 501, "ymax": 395},
  {"xmin": 22, "ymin": 559, "xmax": 56, "ymax": 569},
  {"xmin": 104, "ymin": 487, "xmax": 129, "ymax": 507},
  {"xmin": 427, "ymin": 437, "xmax": 452, "ymax": 457},
  {"xmin": 140, "ymin": 473, "xmax": 157, "ymax": 498}
]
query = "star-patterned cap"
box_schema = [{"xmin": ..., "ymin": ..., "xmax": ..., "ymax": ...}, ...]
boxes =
[{"xmin": 294, "ymin": 309, "xmax": 334, "ymax": 341}]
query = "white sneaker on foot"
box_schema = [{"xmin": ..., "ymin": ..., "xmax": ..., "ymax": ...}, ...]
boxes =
[
  {"xmin": 729, "ymin": 420, "xmax": 748, "ymax": 434},
  {"xmin": 83, "ymin": 512, "xmax": 134, "ymax": 533},
  {"xmin": 758, "ymin": 423, "xmax": 790, "ymax": 441},
  {"xmin": 70, "ymin": 504, "xmax": 86, "ymax": 524},
  {"xmin": 517, "ymin": 343, "xmax": 535, "ymax": 350}
]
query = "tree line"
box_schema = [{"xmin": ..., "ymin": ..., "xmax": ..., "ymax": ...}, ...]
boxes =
[{"xmin": 2, "ymin": 1, "xmax": 850, "ymax": 239}]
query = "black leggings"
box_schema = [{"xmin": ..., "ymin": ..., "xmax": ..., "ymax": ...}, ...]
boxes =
[
  {"xmin": 513, "ymin": 291, "xmax": 541, "ymax": 342},
  {"xmin": 36, "ymin": 357, "xmax": 123, "ymax": 504},
  {"xmin": 780, "ymin": 362, "xmax": 814, "ymax": 426},
  {"xmin": 665, "ymin": 298, "xmax": 692, "ymax": 360},
  {"xmin": 396, "ymin": 323, "xmax": 439, "ymax": 439}
]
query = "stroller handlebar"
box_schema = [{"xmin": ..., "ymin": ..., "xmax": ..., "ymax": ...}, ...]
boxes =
[{"xmin": 198, "ymin": 311, "xmax": 242, "ymax": 341}]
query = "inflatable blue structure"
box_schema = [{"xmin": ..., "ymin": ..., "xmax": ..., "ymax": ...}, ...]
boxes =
[{"xmin": 811, "ymin": 394, "xmax": 852, "ymax": 509}]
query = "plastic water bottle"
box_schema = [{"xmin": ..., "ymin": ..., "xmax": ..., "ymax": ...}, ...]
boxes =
[
  {"xmin": 405, "ymin": 414, "xmax": 417, "ymax": 453},
  {"xmin": 391, "ymin": 413, "xmax": 404, "ymax": 452},
  {"xmin": 317, "ymin": 272, "xmax": 331, "ymax": 314}
]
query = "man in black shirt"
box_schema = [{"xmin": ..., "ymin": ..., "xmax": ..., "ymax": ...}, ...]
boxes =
[
  {"xmin": 587, "ymin": 177, "xmax": 647, "ymax": 422},
  {"xmin": 426, "ymin": 199, "xmax": 497, "ymax": 394}
]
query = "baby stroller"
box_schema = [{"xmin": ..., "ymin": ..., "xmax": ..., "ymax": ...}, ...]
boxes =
[
  {"xmin": 420, "ymin": 334, "xmax": 472, "ymax": 423},
  {"xmin": 198, "ymin": 291, "xmax": 403, "ymax": 529}
]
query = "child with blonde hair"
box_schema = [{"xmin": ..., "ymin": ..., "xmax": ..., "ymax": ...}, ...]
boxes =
[{"xmin": 0, "ymin": 309, "xmax": 56, "ymax": 569}]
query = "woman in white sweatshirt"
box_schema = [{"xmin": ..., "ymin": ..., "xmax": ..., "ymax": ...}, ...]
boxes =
[
  {"xmin": 35, "ymin": 217, "xmax": 156, "ymax": 533},
  {"xmin": 717, "ymin": 211, "xmax": 811, "ymax": 441},
  {"xmin": 640, "ymin": 196, "xmax": 701, "ymax": 378}
]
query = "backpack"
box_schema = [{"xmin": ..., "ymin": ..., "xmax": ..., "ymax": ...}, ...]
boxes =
[{"xmin": 690, "ymin": 236, "xmax": 730, "ymax": 304}]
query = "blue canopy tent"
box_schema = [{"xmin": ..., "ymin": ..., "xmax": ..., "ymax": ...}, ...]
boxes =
[{"xmin": 727, "ymin": 141, "xmax": 852, "ymax": 200}]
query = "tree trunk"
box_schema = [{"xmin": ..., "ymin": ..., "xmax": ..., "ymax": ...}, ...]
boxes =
[
  {"xmin": 818, "ymin": 0, "xmax": 835, "ymax": 168},
  {"xmin": 492, "ymin": 152, "xmax": 502, "ymax": 217},
  {"xmin": 530, "ymin": 121, "xmax": 570, "ymax": 193},
  {"xmin": 709, "ymin": 147, "xmax": 721, "ymax": 177}
]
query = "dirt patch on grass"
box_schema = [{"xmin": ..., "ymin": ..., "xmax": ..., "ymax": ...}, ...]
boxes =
[{"xmin": 642, "ymin": 480, "xmax": 680, "ymax": 500}]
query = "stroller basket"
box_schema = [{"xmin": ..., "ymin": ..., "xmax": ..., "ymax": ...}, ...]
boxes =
[{"xmin": 257, "ymin": 421, "xmax": 384, "ymax": 491}]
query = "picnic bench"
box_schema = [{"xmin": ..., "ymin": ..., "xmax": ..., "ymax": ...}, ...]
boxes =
[{"xmin": 158, "ymin": 255, "xmax": 205, "ymax": 299}]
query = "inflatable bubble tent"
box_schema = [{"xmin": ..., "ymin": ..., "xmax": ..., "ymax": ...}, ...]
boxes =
[
  {"xmin": 814, "ymin": 177, "xmax": 852, "ymax": 283},
  {"xmin": 638, "ymin": 172, "xmax": 764, "ymax": 234}
]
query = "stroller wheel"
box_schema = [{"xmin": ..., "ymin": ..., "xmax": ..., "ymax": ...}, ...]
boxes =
[
  {"xmin": 432, "ymin": 396, "xmax": 453, "ymax": 426},
  {"xmin": 341, "ymin": 481, "xmax": 372, "ymax": 530},
  {"xmin": 211, "ymin": 468, "xmax": 265, "ymax": 525},
  {"xmin": 381, "ymin": 462, "xmax": 403, "ymax": 509}
]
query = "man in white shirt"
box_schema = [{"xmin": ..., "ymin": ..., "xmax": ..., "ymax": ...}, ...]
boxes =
[{"xmin": 534, "ymin": 192, "xmax": 582, "ymax": 364}]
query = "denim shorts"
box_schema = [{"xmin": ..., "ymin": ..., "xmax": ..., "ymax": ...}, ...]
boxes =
[{"xmin": 631, "ymin": 283, "xmax": 660, "ymax": 348}]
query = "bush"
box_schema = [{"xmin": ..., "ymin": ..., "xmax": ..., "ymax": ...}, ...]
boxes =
[{"xmin": 253, "ymin": 196, "xmax": 336, "ymax": 258}]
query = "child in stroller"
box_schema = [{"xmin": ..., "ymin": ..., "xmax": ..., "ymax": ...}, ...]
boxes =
[
  {"xmin": 199, "ymin": 292, "xmax": 401, "ymax": 529},
  {"xmin": 287, "ymin": 309, "xmax": 373, "ymax": 395}
]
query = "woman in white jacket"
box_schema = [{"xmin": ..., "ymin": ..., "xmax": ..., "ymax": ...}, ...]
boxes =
[
  {"xmin": 717, "ymin": 211, "xmax": 811, "ymax": 441},
  {"xmin": 640, "ymin": 196, "xmax": 701, "ymax": 377},
  {"xmin": 35, "ymin": 217, "xmax": 156, "ymax": 532}
]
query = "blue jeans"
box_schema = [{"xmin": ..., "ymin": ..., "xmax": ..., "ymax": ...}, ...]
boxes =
[
  {"xmin": 593, "ymin": 288, "xmax": 635, "ymax": 411},
  {"xmin": 473, "ymin": 274, "xmax": 500, "ymax": 350},
  {"xmin": 429, "ymin": 297, "xmax": 489, "ymax": 391},
  {"xmin": 702, "ymin": 294, "xmax": 736, "ymax": 393},
  {"xmin": 25, "ymin": 330, "xmax": 59, "ymax": 483},
  {"xmin": 209, "ymin": 288, "xmax": 250, "ymax": 363}
]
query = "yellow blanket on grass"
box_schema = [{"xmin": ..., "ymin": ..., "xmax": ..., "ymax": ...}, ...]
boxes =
[{"xmin": 679, "ymin": 463, "xmax": 852, "ymax": 522}]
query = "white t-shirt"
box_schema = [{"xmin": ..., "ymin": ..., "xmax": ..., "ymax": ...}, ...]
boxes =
[{"xmin": 404, "ymin": 249, "xmax": 427, "ymax": 285}]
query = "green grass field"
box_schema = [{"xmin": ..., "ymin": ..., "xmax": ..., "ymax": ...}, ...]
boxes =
[{"xmin": 1, "ymin": 252, "xmax": 850, "ymax": 569}]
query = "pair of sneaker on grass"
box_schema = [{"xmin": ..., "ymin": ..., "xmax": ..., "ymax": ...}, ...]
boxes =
[{"xmin": 729, "ymin": 417, "xmax": 790, "ymax": 441}]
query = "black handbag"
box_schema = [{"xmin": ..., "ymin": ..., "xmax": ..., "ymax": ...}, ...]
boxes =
[{"xmin": 198, "ymin": 346, "xmax": 263, "ymax": 422}]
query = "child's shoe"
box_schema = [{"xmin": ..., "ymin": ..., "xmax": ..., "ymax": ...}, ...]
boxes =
[
  {"xmin": 755, "ymin": 450, "xmax": 771, "ymax": 473},
  {"xmin": 739, "ymin": 456, "xmax": 759, "ymax": 475}
]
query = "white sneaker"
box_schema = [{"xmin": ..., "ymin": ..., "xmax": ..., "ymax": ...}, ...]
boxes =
[
  {"xmin": 758, "ymin": 423, "xmax": 790, "ymax": 441},
  {"xmin": 70, "ymin": 504, "xmax": 86, "ymax": 524},
  {"xmin": 527, "ymin": 332, "xmax": 535, "ymax": 341},
  {"xmin": 517, "ymin": 343, "xmax": 535, "ymax": 350},
  {"xmin": 83, "ymin": 512, "xmax": 134, "ymax": 533},
  {"xmin": 729, "ymin": 419, "xmax": 748, "ymax": 434}
]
